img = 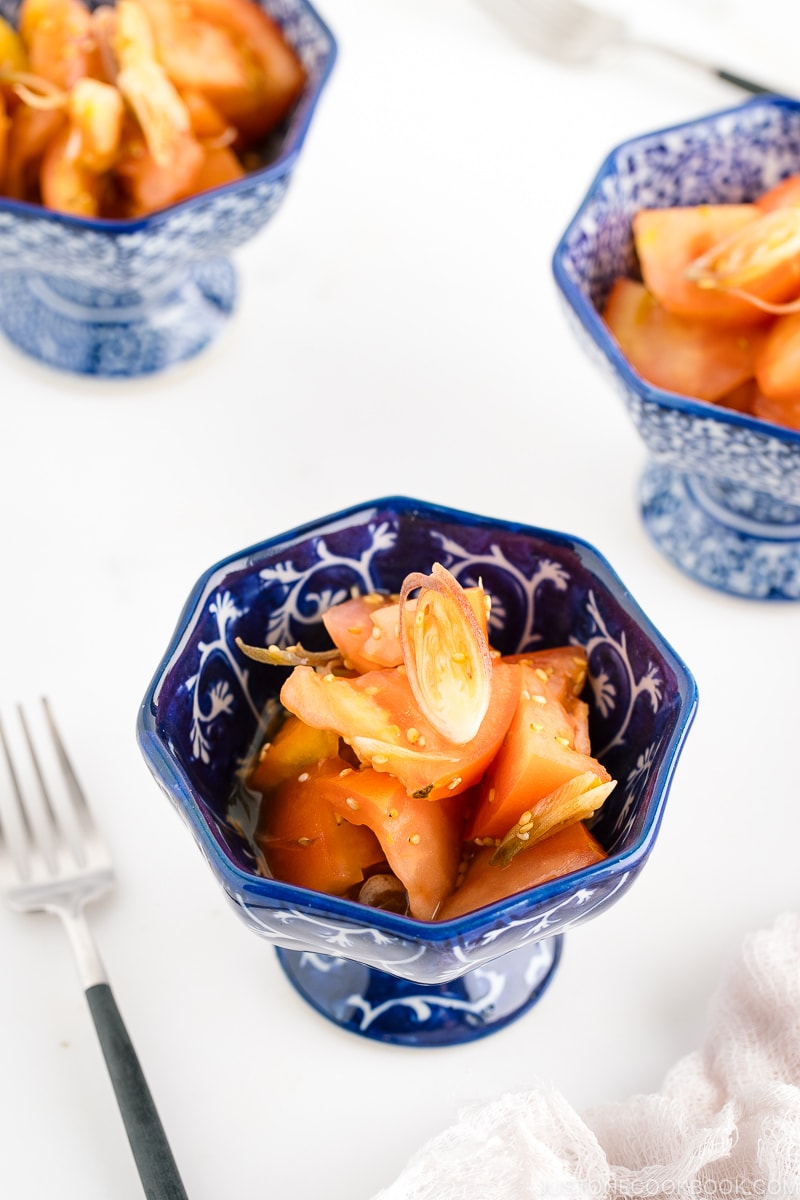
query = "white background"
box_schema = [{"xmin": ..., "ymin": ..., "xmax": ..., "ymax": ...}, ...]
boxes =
[{"xmin": 1, "ymin": 1, "xmax": 799, "ymax": 1197}]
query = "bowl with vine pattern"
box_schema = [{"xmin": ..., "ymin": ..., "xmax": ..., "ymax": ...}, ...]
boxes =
[
  {"xmin": 553, "ymin": 94, "xmax": 800, "ymax": 601},
  {"xmin": 137, "ymin": 496, "xmax": 698, "ymax": 1047},
  {"xmin": 0, "ymin": 0, "xmax": 335, "ymax": 378}
]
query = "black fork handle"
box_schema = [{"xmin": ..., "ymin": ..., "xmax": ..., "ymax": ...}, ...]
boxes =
[
  {"xmin": 85, "ymin": 983, "xmax": 189, "ymax": 1200},
  {"xmin": 714, "ymin": 67, "xmax": 776, "ymax": 95}
]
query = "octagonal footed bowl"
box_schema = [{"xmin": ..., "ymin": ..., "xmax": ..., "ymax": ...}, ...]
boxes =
[
  {"xmin": 0, "ymin": 0, "xmax": 335, "ymax": 377},
  {"xmin": 137, "ymin": 496, "xmax": 698, "ymax": 1046},
  {"xmin": 553, "ymin": 94, "xmax": 800, "ymax": 601}
]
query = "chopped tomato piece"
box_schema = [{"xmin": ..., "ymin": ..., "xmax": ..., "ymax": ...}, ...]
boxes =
[
  {"xmin": 114, "ymin": 122, "xmax": 205, "ymax": 215},
  {"xmin": 716, "ymin": 377, "xmax": 761, "ymax": 415},
  {"xmin": 19, "ymin": 0, "xmax": 103, "ymax": 89},
  {"xmin": 502, "ymin": 646, "xmax": 591, "ymax": 752},
  {"xmin": 256, "ymin": 758, "xmax": 383, "ymax": 896},
  {"xmin": 633, "ymin": 204, "xmax": 772, "ymax": 325},
  {"xmin": 322, "ymin": 592, "xmax": 405, "ymax": 673},
  {"xmin": 322, "ymin": 585, "xmax": 490, "ymax": 677},
  {"xmin": 0, "ymin": 93, "xmax": 8, "ymax": 193},
  {"xmin": 39, "ymin": 125, "xmax": 106, "ymax": 217},
  {"xmin": 4, "ymin": 104, "xmax": 65, "ymax": 200},
  {"xmin": 248, "ymin": 713, "xmax": 339, "ymax": 795},
  {"xmin": 192, "ymin": 144, "xmax": 245, "ymax": 193},
  {"xmin": 682, "ymin": 208, "xmax": 800, "ymax": 317},
  {"xmin": 752, "ymin": 390, "xmax": 800, "ymax": 431},
  {"xmin": 755, "ymin": 310, "xmax": 800, "ymax": 403},
  {"xmin": 180, "ymin": 88, "xmax": 231, "ymax": 139},
  {"xmin": 756, "ymin": 174, "xmax": 800, "ymax": 212},
  {"xmin": 490, "ymin": 771, "xmax": 616, "ymax": 864},
  {"xmin": 466, "ymin": 661, "xmax": 611, "ymax": 841},
  {"xmin": 501, "ymin": 646, "xmax": 589, "ymax": 711},
  {"xmin": 0, "ymin": 14, "xmax": 28, "ymax": 84},
  {"xmin": 316, "ymin": 766, "xmax": 464, "ymax": 920},
  {"xmin": 136, "ymin": 0, "xmax": 306, "ymax": 148},
  {"xmin": 280, "ymin": 661, "xmax": 521, "ymax": 801},
  {"xmin": 436, "ymin": 822, "xmax": 607, "ymax": 920},
  {"xmin": 602, "ymin": 278, "xmax": 768, "ymax": 401}
]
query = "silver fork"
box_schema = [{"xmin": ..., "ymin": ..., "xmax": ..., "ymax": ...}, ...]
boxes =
[
  {"xmin": 0, "ymin": 698, "xmax": 188, "ymax": 1200},
  {"xmin": 478, "ymin": 0, "xmax": 778, "ymax": 95}
]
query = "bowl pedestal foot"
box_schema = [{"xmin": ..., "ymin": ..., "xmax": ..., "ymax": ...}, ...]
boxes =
[
  {"xmin": 640, "ymin": 461, "xmax": 800, "ymax": 601},
  {"xmin": 275, "ymin": 936, "xmax": 563, "ymax": 1047},
  {"xmin": 0, "ymin": 260, "xmax": 236, "ymax": 378}
]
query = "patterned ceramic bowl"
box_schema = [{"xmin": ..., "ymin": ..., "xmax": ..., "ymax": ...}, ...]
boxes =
[
  {"xmin": 553, "ymin": 95, "xmax": 800, "ymax": 601},
  {"xmin": 0, "ymin": 0, "xmax": 335, "ymax": 377},
  {"xmin": 137, "ymin": 496, "xmax": 697, "ymax": 1047}
]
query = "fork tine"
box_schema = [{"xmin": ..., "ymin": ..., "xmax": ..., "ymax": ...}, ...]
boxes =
[
  {"xmin": 16, "ymin": 703, "xmax": 65, "ymax": 873},
  {"xmin": 0, "ymin": 709, "xmax": 41, "ymax": 884},
  {"xmin": 0, "ymin": 701, "xmax": 95, "ymax": 882},
  {"xmin": 40, "ymin": 697, "xmax": 92, "ymax": 868},
  {"xmin": 0, "ymin": 713, "xmax": 20, "ymax": 882}
]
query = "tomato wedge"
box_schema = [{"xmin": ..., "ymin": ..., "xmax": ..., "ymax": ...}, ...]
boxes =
[
  {"xmin": 280, "ymin": 660, "xmax": 521, "ymax": 801},
  {"xmin": 136, "ymin": 0, "xmax": 306, "ymax": 147},
  {"xmin": 466, "ymin": 661, "xmax": 611, "ymax": 840},
  {"xmin": 633, "ymin": 204, "xmax": 770, "ymax": 325},
  {"xmin": 436, "ymin": 822, "xmax": 607, "ymax": 920},
  {"xmin": 19, "ymin": 0, "xmax": 103, "ymax": 89},
  {"xmin": 256, "ymin": 758, "xmax": 383, "ymax": 896},
  {"xmin": 755, "ymin": 310, "xmax": 800, "ymax": 405},
  {"xmin": 322, "ymin": 592, "xmax": 405, "ymax": 673},
  {"xmin": 683, "ymin": 208, "xmax": 800, "ymax": 317},
  {"xmin": 752, "ymin": 390, "xmax": 800, "ymax": 431},
  {"xmin": 315, "ymin": 766, "xmax": 464, "ymax": 920},
  {"xmin": 502, "ymin": 646, "xmax": 592, "ymax": 752},
  {"xmin": 248, "ymin": 713, "xmax": 339, "ymax": 794},
  {"xmin": 602, "ymin": 278, "xmax": 767, "ymax": 402},
  {"xmin": 756, "ymin": 174, "xmax": 800, "ymax": 213},
  {"xmin": 0, "ymin": 93, "xmax": 8, "ymax": 194},
  {"xmin": 322, "ymin": 585, "xmax": 490, "ymax": 676}
]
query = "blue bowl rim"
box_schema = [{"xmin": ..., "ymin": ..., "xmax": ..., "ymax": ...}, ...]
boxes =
[
  {"xmin": 137, "ymin": 494, "xmax": 699, "ymax": 941},
  {"xmin": 551, "ymin": 91, "xmax": 800, "ymax": 449},
  {"xmin": 0, "ymin": 0, "xmax": 337, "ymax": 232}
]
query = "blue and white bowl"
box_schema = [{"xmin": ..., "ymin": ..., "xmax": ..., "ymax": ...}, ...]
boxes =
[
  {"xmin": 0, "ymin": 0, "xmax": 336, "ymax": 377},
  {"xmin": 553, "ymin": 95, "xmax": 800, "ymax": 601},
  {"xmin": 138, "ymin": 497, "xmax": 697, "ymax": 1046}
]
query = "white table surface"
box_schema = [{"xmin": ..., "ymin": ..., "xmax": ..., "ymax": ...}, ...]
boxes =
[{"xmin": 1, "ymin": 1, "xmax": 799, "ymax": 1197}]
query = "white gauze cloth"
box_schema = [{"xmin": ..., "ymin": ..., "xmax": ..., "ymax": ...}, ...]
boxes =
[{"xmin": 372, "ymin": 912, "xmax": 800, "ymax": 1200}]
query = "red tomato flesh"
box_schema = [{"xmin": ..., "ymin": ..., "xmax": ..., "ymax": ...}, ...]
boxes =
[
  {"xmin": 602, "ymin": 278, "xmax": 767, "ymax": 402},
  {"xmin": 248, "ymin": 713, "xmax": 339, "ymax": 794},
  {"xmin": 466, "ymin": 661, "xmax": 611, "ymax": 841},
  {"xmin": 322, "ymin": 586, "xmax": 490, "ymax": 675},
  {"xmin": 753, "ymin": 390, "xmax": 800, "ymax": 431},
  {"xmin": 315, "ymin": 766, "xmax": 464, "ymax": 920},
  {"xmin": 322, "ymin": 592, "xmax": 404, "ymax": 673},
  {"xmin": 755, "ymin": 310, "xmax": 800, "ymax": 405},
  {"xmin": 280, "ymin": 661, "xmax": 520, "ymax": 801},
  {"xmin": 256, "ymin": 758, "xmax": 383, "ymax": 896},
  {"xmin": 501, "ymin": 646, "xmax": 592, "ymax": 752},
  {"xmin": 436, "ymin": 822, "xmax": 607, "ymax": 920},
  {"xmin": 756, "ymin": 174, "xmax": 800, "ymax": 213},
  {"xmin": 633, "ymin": 204, "xmax": 770, "ymax": 325}
]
